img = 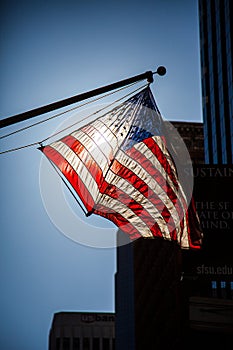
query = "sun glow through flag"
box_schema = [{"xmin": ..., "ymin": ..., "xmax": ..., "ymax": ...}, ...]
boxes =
[{"xmin": 40, "ymin": 87, "xmax": 202, "ymax": 249}]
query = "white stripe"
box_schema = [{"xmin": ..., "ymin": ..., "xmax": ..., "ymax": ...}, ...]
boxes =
[
  {"xmin": 50, "ymin": 141, "xmax": 100, "ymax": 202},
  {"xmin": 93, "ymin": 120, "xmax": 118, "ymax": 145},
  {"xmin": 73, "ymin": 129, "xmax": 109, "ymax": 165},
  {"xmin": 97, "ymin": 193, "xmax": 153, "ymax": 238},
  {"xmin": 181, "ymin": 235, "xmax": 189, "ymax": 248},
  {"xmin": 104, "ymin": 170, "xmax": 171, "ymax": 239},
  {"xmin": 82, "ymin": 124, "xmax": 115, "ymax": 157},
  {"xmin": 99, "ymin": 99, "xmax": 137, "ymax": 126},
  {"xmin": 71, "ymin": 130, "xmax": 110, "ymax": 173},
  {"xmin": 88, "ymin": 120, "xmax": 127, "ymax": 160},
  {"xmin": 90, "ymin": 119, "xmax": 130, "ymax": 153}
]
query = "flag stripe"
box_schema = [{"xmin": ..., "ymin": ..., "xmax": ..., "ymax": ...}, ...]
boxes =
[
  {"xmin": 144, "ymin": 137, "xmax": 179, "ymax": 186},
  {"xmin": 96, "ymin": 193, "xmax": 154, "ymax": 237},
  {"xmin": 133, "ymin": 138, "xmax": 179, "ymax": 193},
  {"xmin": 90, "ymin": 119, "xmax": 118, "ymax": 149},
  {"xmin": 82, "ymin": 124, "xmax": 114, "ymax": 157},
  {"xmin": 138, "ymin": 137, "xmax": 190, "ymax": 211},
  {"xmin": 49, "ymin": 141, "xmax": 100, "ymax": 202},
  {"xmin": 94, "ymin": 204, "xmax": 155, "ymax": 240},
  {"xmin": 62, "ymin": 135, "xmax": 104, "ymax": 187},
  {"xmin": 71, "ymin": 129, "xmax": 111, "ymax": 167},
  {"xmin": 42, "ymin": 145, "xmax": 94, "ymax": 212}
]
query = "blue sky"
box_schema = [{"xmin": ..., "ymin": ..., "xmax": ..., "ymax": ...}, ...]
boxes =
[{"xmin": 0, "ymin": 1, "xmax": 202, "ymax": 349}]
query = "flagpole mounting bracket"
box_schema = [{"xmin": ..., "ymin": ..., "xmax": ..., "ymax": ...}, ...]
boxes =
[
  {"xmin": 146, "ymin": 71, "xmax": 154, "ymax": 83},
  {"xmin": 145, "ymin": 66, "xmax": 166, "ymax": 83}
]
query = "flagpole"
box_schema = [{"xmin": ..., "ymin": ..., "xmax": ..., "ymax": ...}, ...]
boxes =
[{"xmin": 0, "ymin": 67, "xmax": 166, "ymax": 129}]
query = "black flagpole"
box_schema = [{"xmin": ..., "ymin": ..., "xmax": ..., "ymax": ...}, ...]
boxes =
[{"xmin": 0, "ymin": 66, "xmax": 166, "ymax": 129}]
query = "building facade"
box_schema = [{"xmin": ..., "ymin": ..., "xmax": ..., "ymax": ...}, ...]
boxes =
[
  {"xmin": 199, "ymin": 0, "xmax": 233, "ymax": 164},
  {"xmin": 49, "ymin": 312, "xmax": 115, "ymax": 350}
]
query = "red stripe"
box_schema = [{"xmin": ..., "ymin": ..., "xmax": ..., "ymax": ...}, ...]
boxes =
[
  {"xmin": 94, "ymin": 204, "xmax": 141, "ymax": 240},
  {"xmin": 62, "ymin": 135, "xmax": 104, "ymax": 187},
  {"xmin": 126, "ymin": 146, "xmax": 178, "ymax": 206},
  {"xmin": 42, "ymin": 145, "xmax": 94, "ymax": 212},
  {"xmin": 186, "ymin": 197, "xmax": 202, "ymax": 249},
  {"xmin": 102, "ymin": 181, "xmax": 164, "ymax": 237},
  {"xmin": 143, "ymin": 137, "xmax": 179, "ymax": 189}
]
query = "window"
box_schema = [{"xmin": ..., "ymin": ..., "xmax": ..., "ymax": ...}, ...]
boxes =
[
  {"xmin": 73, "ymin": 337, "xmax": 80, "ymax": 350},
  {"xmin": 103, "ymin": 338, "xmax": 110, "ymax": 350},
  {"xmin": 83, "ymin": 337, "xmax": 90, "ymax": 350},
  {"xmin": 220, "ymin": 281, "xmax": 227, "ymax": 298},
  {"xmin": 93, "ymin": 338, "xmax": 100, "ymax": 350},
  {"xmin": 63, "ymin": 337, "xmax": 70, "ymax": 350},
  {"xmin": 211, "ymin": 280, "xmax": 217, "ymax": 297},
  {"xmin": 56, "ymin": 338, "xmax": 60, "ymax": 350},
  {"xmin": 220, "ymin": 281, "xmax": 226, "ymax": 288}
]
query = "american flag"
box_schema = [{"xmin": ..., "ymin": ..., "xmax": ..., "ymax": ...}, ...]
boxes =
[{"xmin": 40, "ymin": 87, "xmax": 202, "ymax": 249}]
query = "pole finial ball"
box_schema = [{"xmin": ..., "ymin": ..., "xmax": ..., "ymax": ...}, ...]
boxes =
[{"xmin": 156, "ymin": 66, "xmax": 166, "ymax": 76}]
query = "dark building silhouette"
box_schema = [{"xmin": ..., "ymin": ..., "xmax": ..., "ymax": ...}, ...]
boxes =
[
  {"xmin": 49, "ymin": 312, "xmax": 115, "ymax": 350},
  {"xmin": 199, "ymin": 0, "xmax": 233, "ymax": 164},
  {"xmin": 171, "ymin": 121, "xmax": 205, "ymax": 164},
  {"xmin": 115, "ymin": 233, "xmax": 183, "ymax": 350}
]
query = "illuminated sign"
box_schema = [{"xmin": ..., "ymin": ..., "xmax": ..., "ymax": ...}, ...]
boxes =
[
  {"xmin": 183, "ymin": 165, "xmax": 233, "ymax": 273},
  {"xmin": 81, "ymin": 314, "xmax": 115, "ymax": 323}
]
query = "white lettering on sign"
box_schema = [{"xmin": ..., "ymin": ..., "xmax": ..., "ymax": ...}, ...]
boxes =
[{"xmin": 81, "ymin": 314, "xmax": 115, "ymax": 323}]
